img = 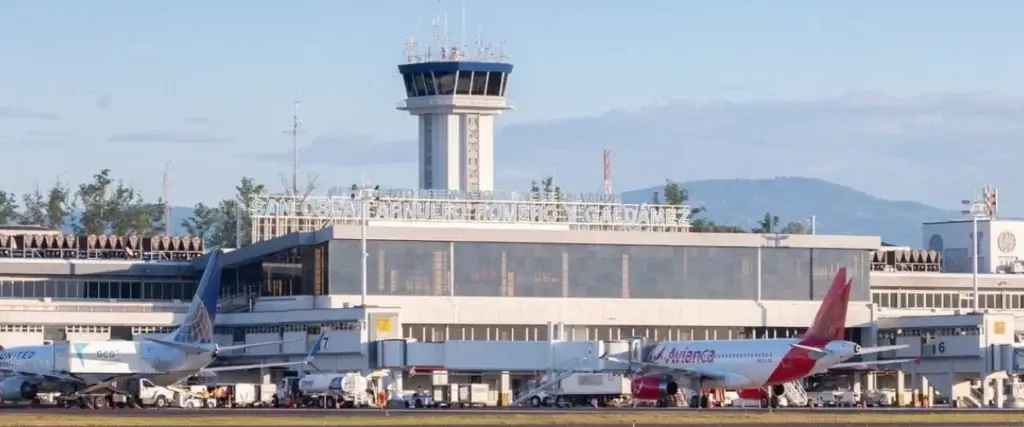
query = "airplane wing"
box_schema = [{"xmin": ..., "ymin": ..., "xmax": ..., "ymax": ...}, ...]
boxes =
[
  {"xmin": 202, "ymin": 331, "xmax": 327, "ymax": 374},
  {"xmin": 830, "ymin": 356, "xmax": 921, "ymax": 371},
  {"xmin": 855, "ymin": 345, "xmax": 909, "ymax": 356},
  {"xmin": 2, "ymin": 369, "xmax": 88, "ymax": 385},
  {"xmin": 202, "ymin": 360, "xmax": 312, "ymax": 374},
  {"xmin": 599, "ymin": 355, "xmax": 728, "ymax": 380},
  {"xmin": 791, "ymin": 343, "xmax": 909, "ymax": 358}
]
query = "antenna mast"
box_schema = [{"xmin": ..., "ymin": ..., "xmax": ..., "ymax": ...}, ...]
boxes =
[
  {"xmin": 291, "ymin": 100, "xmax": 301, "ymax": 196},
  {"xmin": 603, "ymin": 150, "xmax": 612, "ymax": 198},
  {"xmin": 163, "ymin": 161, "xmax": 171, "ymax": 237}
]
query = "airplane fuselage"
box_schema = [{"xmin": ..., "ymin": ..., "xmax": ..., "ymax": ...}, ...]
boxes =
[
  {"xmin": 646, "ymin": 338, "xmax": 859, "ymax": 389},
  {"xmin": 0, "ymin": 339, "xmax": 217, "ymax": 392}
]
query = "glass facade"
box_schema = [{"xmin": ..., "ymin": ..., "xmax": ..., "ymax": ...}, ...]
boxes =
[
  {"xmin": 328, "ymin": 240, "xmax": 871, "ymax": 301},
  {"xmin": 402, "ymin": 70, "xmax": 508, "ymax": 98},
  {"xmin": 0, "ymin": 279, "xmax": 198, "ymax": 301}
]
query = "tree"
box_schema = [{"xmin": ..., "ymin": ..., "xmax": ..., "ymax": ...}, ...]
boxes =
[
  {"xmin": 181, "ymin": 202, "xmax": 220, "ymax": 243},
  {"xmin": 753, "ymin": 212, "xmax": 780, "ymax": 233},
  {"xmin": 20, "ymin": 179, "xmax": 74, "ymax": 229},
  {"xmin": 530, "ymin": 176, "xmax": 563, "ymax": 201},
  {"xmin": 108, "ymin": 180, "xmax": 164, "ymax": 236},
  {"xmin": 73, "ymin": 169, "xmax": 115, "ymax": 235},
  {"xmin": 657, "ymin": 179, "xmax": 746, "ymax": 233},
  {"xmin": 0, "ymin": 191, "xmax": 18, "ymax": 225},
  {"xmin": 211, "ymin": 177, "xmax": 267, "ymax": 248},
  {"xmin": 780, "ymin": 221, "xmax": 809, "ymax": 234},
  {"xmin": 19, "ymin": 187, "xmax": 46, "ymax": 226},
  {"xmin": 71, "ymin": 169, "xmax": 160, "ymax": 236},
  {"xmin": 662, "ymin": 180, "xmax": 688, "ymax": 206}
]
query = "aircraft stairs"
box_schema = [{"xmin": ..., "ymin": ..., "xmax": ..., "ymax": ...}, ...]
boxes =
[
  {"xmin": 959, "ymin": 387, "xmax": 984, "ymax": 408},
  {"xmin": 783, "ymin": 381, "xmax": 809, "ymax": 407},
  {"xmin": 512, "ymin": 370, "xmax": 578, "ymax": 407}
]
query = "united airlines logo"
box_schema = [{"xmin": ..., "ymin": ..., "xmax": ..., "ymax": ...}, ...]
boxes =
[{"xmin": 173, "ymin": 298, "xmax": 214, "ymax": 344}]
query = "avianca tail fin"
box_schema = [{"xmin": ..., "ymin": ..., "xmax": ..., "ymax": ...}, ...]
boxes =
[
  {"xmin": 169, "ymin": 250, "xmax": 224, "ymax": 344},
  {"xmin": 802, "ymin": 267, "xmax": 852, "ymax": 341}
]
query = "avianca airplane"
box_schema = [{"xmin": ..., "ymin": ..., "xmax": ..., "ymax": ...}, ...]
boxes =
[
  {"xmin": 0, "ymin": 249, "xmax": 322, "ymax": 407},
  {"xmin": 604, "ymin": 268, "xmax": 918, "ymax": 408}
]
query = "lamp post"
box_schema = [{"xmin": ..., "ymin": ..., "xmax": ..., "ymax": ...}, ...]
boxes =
[
  {"xmin": 961, "ymin": 197, "xmax": 988, "ymax": 313},
  {"xmin": 352, "ymin": 184, "xmax": 378, "ymax": 307}
]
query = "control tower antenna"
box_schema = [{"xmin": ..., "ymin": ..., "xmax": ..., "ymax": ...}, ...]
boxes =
[
  {"xmin": 475, "ymin": 24, "xmax": 483, "ymax": 59},
  {"xmin": 162, "ymin": 160, "xmax": 171, "ymax": 237},
  {"xmin": 603, "ymin": 150, "xmax": 612, "ymax": 197},
  {"xmin": 291, "ymin": 99, "xmax": 302, "ymax": 196},
  {"xmin": 432, "ymin": 0, "xmax": 442, "ymax": 60},
  {"xmin": 461, "ymin": 0, "xmax": 467, "ymax": 54}
]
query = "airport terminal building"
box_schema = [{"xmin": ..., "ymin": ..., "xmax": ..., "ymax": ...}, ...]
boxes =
[{"xmin": 3, "ymin": 191, "xmax": 1024, "ymax": 406}]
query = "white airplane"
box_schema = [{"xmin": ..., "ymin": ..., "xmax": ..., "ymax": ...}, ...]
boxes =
[
  {"xmin": 0, "ymin": 249, "xmax": 323, "ymax": 407},
  {"xmin": 604, "ymin": 267, "xmax": 919, "ymax": 408}
]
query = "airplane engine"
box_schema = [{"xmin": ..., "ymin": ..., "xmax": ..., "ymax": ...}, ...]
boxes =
[
  {"xmin": 0, "ymin": 377, "xmax": 39, "ymax": 401},
  {"xmin": 736, "ymin": 385, "xmax": 785, "ymax": 400},
  {"xmin": 630, "ymin": 375, "xmax": 679, "ymax": 401}
]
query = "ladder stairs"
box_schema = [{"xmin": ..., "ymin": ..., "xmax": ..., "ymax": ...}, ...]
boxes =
[
  {"xmin": 783, "ymin": 381, "xmax": 808, "ymax": 407},
  {"xmin": 512, "ymin": 370, "xmax": 578, "ymax": 406}
]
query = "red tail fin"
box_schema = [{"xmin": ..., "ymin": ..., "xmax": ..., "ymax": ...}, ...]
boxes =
[{"xmin": 802, "ymin": 267, "xmax": 852, "ymax": 341}]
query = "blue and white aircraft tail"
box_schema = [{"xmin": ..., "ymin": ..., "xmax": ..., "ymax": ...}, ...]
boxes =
[
  {"xmin": 142, "ymin": 249, "xmax": 293, "ymax": 355},
  {"xmin": 0, "ymin": 249, "xmax": 325, "ymax": 404}
]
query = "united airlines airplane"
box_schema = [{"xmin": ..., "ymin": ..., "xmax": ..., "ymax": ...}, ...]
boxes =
[{"xmin": 0, "ymin": 249, "xmax": 324, "ymax": 407}]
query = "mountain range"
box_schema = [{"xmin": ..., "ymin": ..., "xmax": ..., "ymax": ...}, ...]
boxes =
[{"xmin": 147, "ymin": 177, "xmax": 949, "ymax": 246}]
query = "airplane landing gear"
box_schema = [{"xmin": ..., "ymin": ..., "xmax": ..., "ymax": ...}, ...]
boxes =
[{"xmin": 688, "ymin": 377, "xmax": 711, "ymax": 409}]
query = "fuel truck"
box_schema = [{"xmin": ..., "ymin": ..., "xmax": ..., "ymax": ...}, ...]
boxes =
[{"xmin": 272, "ymin": 372, "xmax": 374, "ymax": 408}]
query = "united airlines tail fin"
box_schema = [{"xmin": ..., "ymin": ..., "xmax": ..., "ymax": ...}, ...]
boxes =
[
  {"xmin": 802, "ymin": 267, "xmax": 852, "ymax": 341},
  {"xmin": 169, "ymin": 250, "xmax": 223, "ymax": 344}
]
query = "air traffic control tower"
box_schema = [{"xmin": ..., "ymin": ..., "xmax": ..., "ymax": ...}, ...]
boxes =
[{"xmin": 397, "ymin": 40, "xmax": 513, "ymax": 193}]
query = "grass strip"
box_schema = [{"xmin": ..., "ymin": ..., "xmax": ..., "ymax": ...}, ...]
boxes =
[{"xmin": 1, "ymin": 411, "xmax": 1024, "ymax": 426}]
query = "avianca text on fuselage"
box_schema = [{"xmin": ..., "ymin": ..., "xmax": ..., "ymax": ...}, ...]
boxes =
[{"xmin": 652, "ymin": 348, "xmax": 717, "ymax": 365}]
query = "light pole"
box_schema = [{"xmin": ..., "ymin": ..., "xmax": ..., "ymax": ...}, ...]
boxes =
[
  {"xmin": 352, "ymin": 184, "xmax": 378, "ymax": 307},
  {"xmin": 961, "ymin": 197, "xmax": 988, "ymax": 313}
]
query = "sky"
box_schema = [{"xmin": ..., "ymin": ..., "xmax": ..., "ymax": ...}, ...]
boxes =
[{"xmin": 1, "ymin": 1, "xmax": 1022, "ymax": 206}]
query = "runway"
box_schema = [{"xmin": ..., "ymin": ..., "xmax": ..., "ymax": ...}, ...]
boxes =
[
  {"xmin": 1, "ymin": 405, "xmax": 1023, "ymax": 426},
  {"xmin": 1, "ymin": 405, "xmax": 1023, "ymax": 415}
]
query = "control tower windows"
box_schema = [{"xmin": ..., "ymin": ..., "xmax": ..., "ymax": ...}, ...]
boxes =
[
  {"xmin": 434, "ymin": 71, "xmax": 457, "ymax": 95},
  {"xmin": 500, "ymin": 73, "xmax": 509, "ymax": 97},
  {"xmin": 455, "ymin": 71, "xmax": 473, "ymax": 95},
  {"xmin": 402, "ymin": 73, "xmax": 416, "ymax": 98},
  {"xmin": 422, "ymin": 73, "xmax": 437, "ymax": 96},
  {"xmin": 485, "ymin": 72, "xmax": 503, "ymax": 96},
  {"xmin": 414, "ymin": 73, "xmax": 429, "ymax": 97},
  {"xmin": 470, "ymin": 71, "xmax": 488, "ymax": 95}
]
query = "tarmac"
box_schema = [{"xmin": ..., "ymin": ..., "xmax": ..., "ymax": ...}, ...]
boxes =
[{"xmin": 0, "ymin": 406, "xmax": 1022, "ymax": 426}]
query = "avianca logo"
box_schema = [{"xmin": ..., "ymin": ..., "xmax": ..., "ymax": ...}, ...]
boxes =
[
  {"xmin": 660, "ymin": 348, "xmax": 717, "ymax": 364},
  {"xmin": 650, "ymin": 347, "xmax": 666, "ymax": 362}
]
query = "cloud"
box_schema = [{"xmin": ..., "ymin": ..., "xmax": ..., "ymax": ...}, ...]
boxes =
[
  {"xmin": 245, "ymin": 92, "xmax": 1024, "ymax": 214},
  {"xmin": 0, "ymin": 106, "xmax": 60, "ymax": 121},
  {"xmin": 108, "ymin": 130, "xmax": 231, "ymax": 144},
  {"xmin": 182, "ymin": 116, "xmax": 211, "ymax": 125}
]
